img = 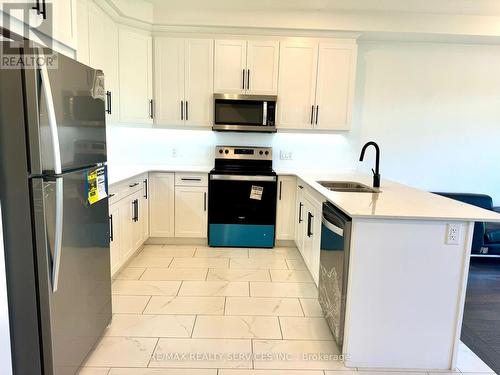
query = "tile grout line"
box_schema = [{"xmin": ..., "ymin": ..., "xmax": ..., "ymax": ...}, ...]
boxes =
[
  {"xmin": 176, "ymin": 280, "xmax": 183, "ymax": 296},
  {"xmin": 277, "ymin": 315, "xmax": 284, "ymax": 340},
  {"xmin": 141, "ymin": 295, "xmax": 153, "ymax": 314},
  {"xmin": 223, "ymin": 296, "xmax": 227, "ymax": 315},
  {"xmin": 297, "ymin": 297, "xmax": 306, "ymax": 317},
  {"xmin": 146, "ymin": 337, "xmax": 160, "ymax": 368},
  {"xmin": 191, "ymin": 314, "xmax": 198, "ymax": 338}
]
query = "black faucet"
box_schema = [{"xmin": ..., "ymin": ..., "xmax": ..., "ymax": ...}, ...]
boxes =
[{"xmin": 359, "ymin": 141, "xmax": 381, "ymax": 188}]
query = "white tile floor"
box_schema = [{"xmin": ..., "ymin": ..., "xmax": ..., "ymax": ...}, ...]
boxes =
[{"xmin": 80, "ymin": 244, "xmax": 497, "ymax": 375}]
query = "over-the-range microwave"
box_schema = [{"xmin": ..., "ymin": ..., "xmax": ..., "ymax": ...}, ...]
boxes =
[{"xmin": 213, "ymin": 94, "xmax": 277, "ymax": 133}]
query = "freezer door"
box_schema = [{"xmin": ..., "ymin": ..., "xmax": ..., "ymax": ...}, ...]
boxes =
[
  {"xmin": 24, "ymin": 51, "xmax": 107, "ymax": 175},
  {"xmin": 31, "ymin": 168, "xmax": 111, "ymax": 375}
]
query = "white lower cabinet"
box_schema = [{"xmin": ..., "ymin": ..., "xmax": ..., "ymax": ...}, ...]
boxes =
[
  {"xmin": 149, "ymin": 173, "xmax": 175, "ymax": 237},
  {"xmin": 174, "ymin": 186, "xmax": 208, "ymax": 237},
  {"xmin": 294, "ymin": 180, "xmax": 322, "ymax": 285},
  {"xmin": 108, "ymin": 173, "xmax": 149, "ymax": 276},
  {"xmin": 109, "ymin": 202, "xmax": 122, "ymax": 275},
  {"xmin": 276, "ymin": 175, "xmax": 297, "ymax": 240}
]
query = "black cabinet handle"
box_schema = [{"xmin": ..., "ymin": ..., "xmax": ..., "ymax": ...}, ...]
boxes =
[
  {"xmin": 180, "ymin": 100, "xmax": 184, "ymax": 120},
  {"xmin": 185, "ymin": 101, "xmax": 189, "ymax": 121},
  {"xmin": 143, "ymin": 179, "xmax": 148, "ymax": 199},
  {"xmin": 129, "ymin": 182, "xmax": 139, "ymax": 188},
  {"xmin": 307, "ymin": 212, "xmax": 313, "ymax": 237},
  {"xmin": 106, "ymin": 91, "xmax": 112, "ymax": 114},
  {"xmin": 310, "ymin": 105, "xmax": 314, "ymax": 124},
  {"xmin": 181, "ymin": 178, "xmax": 201, "ymax": 182},
  {"xmin": 204, "ymin": 192, "xmax": 207, "ymax": 212},
  {"xmin": 242, "ymin": 69, "xmax": 245, "ymax": 90},
  {"xmin": 298, "ymin": 202, "xmax": 303, "ymax": 223},
  {"xmin": 41, "ymin": 0, "xmax": 46, "ymax": 19},
  {"xmin": 279, "ymin": 181, "xmax": 282, "ymax": 200},
  {"xmin": 132, "ymin": 199, "xmax": 139, "ymax": 222},
  {"xmin": 109, "ymin": 214, "xmax": 114, "ymax": 242},
  {"xmin": 149, "ymin": 99, "xmax": 154, "ymax": 119},
  {"xmin": 315, "ymin": 105, "xmax": 319, "ymax": 125},
  {"xmin": 247, "ymin": 69, "xmax": 250, "ymax": 90},
  {"xmin": 32, "ymin": 0, "xmax": 41, "ymax": 15}
]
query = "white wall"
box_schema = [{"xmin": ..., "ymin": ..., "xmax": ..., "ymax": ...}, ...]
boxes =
[{"xmin": 108, "ymin": 40, "xmax": 500, "ymax": 205}]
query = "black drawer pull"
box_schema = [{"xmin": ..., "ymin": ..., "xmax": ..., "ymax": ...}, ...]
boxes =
[
  {"xmin": 181, "ymin": 178, "xmax": 202, "ymax": 182},
  {"xmin": 129, "ymin": 183, "xmax": 139, "ymax": 188}
]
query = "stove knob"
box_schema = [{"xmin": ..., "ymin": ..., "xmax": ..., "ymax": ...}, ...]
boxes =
[
  {"xmin": 219, "ymin": 149, "xmax": 223, "ymax": 154},
  {"xmin": 259, "ymin": 151, "xmax": 263, "ymax": 155},
  {"xmin": 224, "ymin": 149, "xmax": 229, "ymax": 154},
  {"xmin": 264, "ymin": 151, "xmax": 269, "ymax": 155}
]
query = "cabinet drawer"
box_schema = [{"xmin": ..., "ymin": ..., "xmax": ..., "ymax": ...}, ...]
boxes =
[
  {"xmin": 175, "ymin": 172, "xmax": 208, "ymax": 187},
  {"xmin": 109, "ymin": 173, "xmax": 148, "ymax": 204}
]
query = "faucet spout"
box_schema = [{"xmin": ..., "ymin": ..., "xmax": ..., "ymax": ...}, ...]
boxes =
[{"xmin": 359, "ymin": 141, "xmax": 381, "ymax": 188}]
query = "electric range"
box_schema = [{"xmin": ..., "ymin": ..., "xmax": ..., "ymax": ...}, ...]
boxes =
[{"xmin": 208, "ymin": 146, "xmax": 277, "ymax": 248}]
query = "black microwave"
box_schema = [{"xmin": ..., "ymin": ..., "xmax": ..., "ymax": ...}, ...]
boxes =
[{"xmin": 213, "ymin": 94, "xmax": 277, "ymax": 133}]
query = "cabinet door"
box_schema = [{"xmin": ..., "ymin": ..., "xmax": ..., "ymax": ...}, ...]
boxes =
[
  {"xmin": 214, "ymin": 39, "xmax": 246, "ymax": 94},
  {"xmin": 149, "ymin": 173, "xmax": 175, "ymax": 237},
  {"xmin": 141, "ymin": 177, "xmax": 149, "ymax": 242},
  {"xmin": 276, "ymin": 176, "xmax": 297, "ymax": 240},
  {"xmin": 88, "ymin": 3, "xmax": 120, "ymax": 123},
  {"xmin": 174, "ymin": 186, "xmax": 208, "ymax": 238},
  {"xmin": 315, "ymin": 43, "xmax": 357, "ymax": 130},
  {"xmin": 119, "ymin": 27, "xmax": 153, "ymax": 124},
  {"xmin": 109, "ymin": 203, "xmax": 122, "ymax": 275},
  {"xmin": 154, "ymin": 37, "xmax": 185, "ymax": 126},
  {"xmin": 75, "ymin": 0, "xmax": 89, "ymax": 65},
  {"xmin": 295, "ymin": 185, "xmax": 305, "ymax": 252},
  {"xmin": 119, "ymin": 196, "xmax": 135, "ymax": 262},
  {"xmin": 246, "ymin": 40, "xmax": 279, "ymax": 95},
  {"xmin": 185, "ymin": 39, "xmax": 214, "ymax": 127},
  {"xmin": 277, "ymin": 42, "xmax": 318, "ymax": 129},
  {"xmin": 132, "ymin": 191, "xmax": 143, "ymax": 250},
  {"xmin": 48, "ymin": 0, "xmax": 77, "ymax": 48}
]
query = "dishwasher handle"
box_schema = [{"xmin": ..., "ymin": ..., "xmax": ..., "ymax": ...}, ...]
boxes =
[{"xmin": 322, "ymin": 215, "xmax": 344, "ymax": 236}]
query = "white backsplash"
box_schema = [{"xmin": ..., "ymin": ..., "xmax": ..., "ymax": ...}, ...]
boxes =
[{"xmin": 107, "ymin": 126, "xmax": 357, "ymax": 174}]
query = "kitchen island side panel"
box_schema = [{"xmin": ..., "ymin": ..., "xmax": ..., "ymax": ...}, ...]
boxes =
[{"xmin": 343, "ymin": 219, "xmax": 473, "ymax": 370}]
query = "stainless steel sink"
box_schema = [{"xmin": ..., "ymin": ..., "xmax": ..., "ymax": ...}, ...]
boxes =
[{"xmin": 317, "ymin": 181, "xmax": 379, "ymax": 193}]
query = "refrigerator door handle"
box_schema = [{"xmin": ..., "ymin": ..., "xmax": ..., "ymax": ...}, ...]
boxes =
[
  {"xmin": 39, "ymin": 57, "xmax": 63, "ymax": 175},
  {"xmin": 51, "ymin": 177, "xmax": 64, "ymax": 292}
]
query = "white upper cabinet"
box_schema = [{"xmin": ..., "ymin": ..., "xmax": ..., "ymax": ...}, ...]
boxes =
[
  {"xmin": 214, "ymin": 39, "xmax": 279, "ymax": 95},
  {"xmin": 154, "ymin": 38, "xmax": 185, "ymax": 126},
  {"xmin": 154, "ymin": 38, "xmax": 213, "ymax": 127},
  {"xmin": 1, "ymin": 0, "xmax": 76, "ymax": 49},
  {"xmin": 277, "ymin": 41, "xmax": 318, "ymax": 129},
  {"xmin": 246, "ymin": 40, "xmax": 279, "ymax": 95},
  {"xmin": 75, "ymin": 0, "xmax": 89, "ymax": 65},
  {"xmin": 46, "ymin": 0, "xmax": 77, "ymax": 49},
  {"xmin": 214, "ymin": 39, "xmax": 247, "ymax": 94},
  {"xmin": 278, "ymin": 40, "xmax": 357, "ymax": 131},
  {"xmin": 184, "ymin": 39, "xmax": 214, "ymax": 126},
  {"xmin": 88, "ymin": 2, "xmax": 120, "ymax": 123},
  {"xmin": 315, "ymin": 43, "xmax": 357, "ymax": 130},
  {"xmin": 119, "ymin": 26, "xmax": 153, "ymax": 124}
]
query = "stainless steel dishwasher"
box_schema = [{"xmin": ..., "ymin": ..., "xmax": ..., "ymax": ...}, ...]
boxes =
[{"xmin": 319, "ymin": 202, "xmax": 352, "ymax": 349}]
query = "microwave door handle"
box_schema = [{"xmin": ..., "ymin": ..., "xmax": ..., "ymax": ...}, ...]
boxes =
[{"xmin": 39, "ymin": 52, "xmax": 63, "ymax": 175}]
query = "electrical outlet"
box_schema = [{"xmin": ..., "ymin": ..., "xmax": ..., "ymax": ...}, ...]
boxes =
[
  {"xmin": 446, "ymin": 223, "xmax": 461, "ymax": 245},
  {"xmin": 280, "ymin": 150, "xmax": 293, "ymax": 160},
  {"xmin": 172, "ymin": 148, "xmax": 178, "ymax": 158}
]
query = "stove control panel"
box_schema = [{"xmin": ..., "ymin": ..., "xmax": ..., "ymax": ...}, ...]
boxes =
[{"xmin": 215, "ymin": 146, "xmax": 272, "ymax": 160}]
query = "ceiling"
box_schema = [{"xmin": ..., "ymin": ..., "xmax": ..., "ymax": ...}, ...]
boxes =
[{"xmin": 147, "ymin": 0, "xmax": 500, "ymax": 17}]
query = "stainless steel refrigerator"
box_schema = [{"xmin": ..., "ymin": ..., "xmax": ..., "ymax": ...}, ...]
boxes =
[{"xmin": 0, "ymin": 41, "xmax": 112, "ymax": 375}]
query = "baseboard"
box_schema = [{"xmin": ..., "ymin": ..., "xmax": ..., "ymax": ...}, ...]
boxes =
[
  {"xmin": 276, "ymin": 239, "xmax": 296, "ymax": 247},
  {"xmin": 146, "ymin": 237, "xmax": 209, "ymax": 246}
]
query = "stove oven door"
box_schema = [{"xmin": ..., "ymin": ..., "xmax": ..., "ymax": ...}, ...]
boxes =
[{"xmin": 208, "ymin": 174, "xmax": 277, "ymax": 248}]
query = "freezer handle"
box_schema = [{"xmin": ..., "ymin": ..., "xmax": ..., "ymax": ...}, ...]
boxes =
[
  {"xmin": 51, "ymin": 178, "xmax": 64, "ymax": 292},
  {"xmin": 39, "ymin": 55, "xmax": 62, "ymax": 175}
]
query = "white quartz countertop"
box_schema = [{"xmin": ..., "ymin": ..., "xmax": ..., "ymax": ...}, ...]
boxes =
[
  {"xmin": 108, "ymin": 164, "xmax": 212, "ymax": 185},
  {"xmin": 296, "ymin": 173, "xmax": 500, "ymax": 222},
  {"xmin": 108, "ymin": 165, "xmax": 500, "ymax": 222}
]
